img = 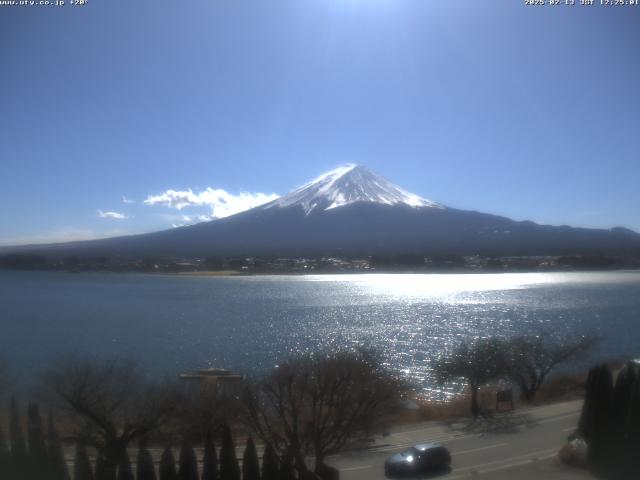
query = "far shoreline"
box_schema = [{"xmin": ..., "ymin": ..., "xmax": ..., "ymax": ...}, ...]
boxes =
[
  {"xmin": 173, "ymin": 270, "xmax": 244, "ymax": 277},
  {"xmin": 2, "ymin": 267, "xmax": 640, "ymax": 277},
  {"xmin": 158, "ymin": 267, "xmax": 640, "ymax": 278}
]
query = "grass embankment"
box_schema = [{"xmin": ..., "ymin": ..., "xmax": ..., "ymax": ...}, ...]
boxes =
[{"xmin": 398, "ymin": 371, "xmax": 589, "ymax": 425}]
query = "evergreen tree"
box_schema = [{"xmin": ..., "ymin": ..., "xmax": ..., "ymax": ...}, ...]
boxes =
[
  {"xmin": 612, "ymin": 361, "xmax": 637, "ymax": 469},
  {"xmin": 159, "ymin": 447, "xmax": 178, "ymax": 480},
  {"xmin": 631, "ymin": 374, "xmax": 640, "ymax": 435},
  {"xmin": 261, "ymin": 444, "xmax": 279, "ymax": 480},
  {"xmin": 137, "ymin": 441, "xmax": 157, "ymax": 480},
  {"xmin": 117, "ymin": 449, "xmax": 135, "ymax": 480},
  {"xmin": 0, "ymin": 421, "xmax": 9, "ymax": 480},
  {"xmin": 278, "ymin": 449, "xmax": 295, "ymax": 480},
  {"xmin": 219, "ymin": 425, "xmax": 240, "ymax": 480},
  {"xmin": 578, "ymin": 365, "xmax": 600, "ymax": 439},
  {"xmin": 201, "ymin": 432, "xmax": 218, "ymax": 480},
  {"xmin": 95, "ymin": 451, "xmax": 108, "ymax": 480},
  {"xmin": 612, "ymin": 363, "xmax": 636, "ymax": 432},
  {"xmin": 28, "ymin": 403, "xmax": 48, "ymax": 477},
  {"xmin": 178, "ymin": 440, "xmax": 199, "ymax": 480},
  {"xmin": 48, "ymin": 413, "xmax": 71, "ymax": 480},
  {"xmin": 627, "ymin": 374, "xmax": 640, "ymax": 474},
  {"xmin": 74, "ymin": 442, "xmax": 94, "ymax": 480},
  {"xmin": 242, "ymin": 437, "xmax": 260, "ymax": 480},
  {"xmin": 9, "ymin": 397, "xmax": 27, "ymax": 477},
  {"xmin": 587, "ymin": 364, "xmax": 614, "ymax": 466}
]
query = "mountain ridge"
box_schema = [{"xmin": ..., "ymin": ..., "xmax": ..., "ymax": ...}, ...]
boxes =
[{"xmin": 2, "ymin": 166, "xmax": 639, "ymax": 260}]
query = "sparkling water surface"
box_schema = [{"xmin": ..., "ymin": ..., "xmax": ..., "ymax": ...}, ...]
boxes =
[{"xmin": 1, "ymin": 270, "xmax": 639, "ymax": 398}]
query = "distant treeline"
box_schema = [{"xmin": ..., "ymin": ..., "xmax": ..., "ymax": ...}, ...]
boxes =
[{"xmin": 1, "ymin": 252, "xmax": 639, "ymax": 273}]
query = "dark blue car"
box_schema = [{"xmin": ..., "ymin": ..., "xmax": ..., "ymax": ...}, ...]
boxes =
[{"xmin": 384, "ymin": 443, "xmax": 451, "ymax": 477}]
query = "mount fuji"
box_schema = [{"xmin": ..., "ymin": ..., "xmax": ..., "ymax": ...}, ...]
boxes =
[
  {"xmin": 5, "ymin": 165, "xmax": 640, "ymax": 259},
  {"xmin": 260, "ymin": 164, "xmax": 443, "ymax": 214}
]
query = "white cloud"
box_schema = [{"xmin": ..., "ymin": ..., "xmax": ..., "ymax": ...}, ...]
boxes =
[
  {"xmin": 144, "ymin": 188, "xmax": 279, "ymax": 219},
  {"xmin": 98, "ymin": 210, "xmax": 128, "ymax": 220},
  {"xmin": 122, "ymin": 195, "xmax": 135, "ymax": 204},
  {"xmin": 182, "ymin": 214, "xmax": 213, "ymax": 223}
]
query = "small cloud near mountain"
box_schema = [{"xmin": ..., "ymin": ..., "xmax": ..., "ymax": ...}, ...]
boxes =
[
  {"xmin": 143, "ymin": 187, "xmax": 279, "ymax": 219},
  {"xmin": 98, "ymin": 210, "xmax": 128, "ymax": 220}
]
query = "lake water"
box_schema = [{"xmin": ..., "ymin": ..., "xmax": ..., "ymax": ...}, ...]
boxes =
[{"xmin": 1, "ymin": 270, "xmax": 640, "ymax": 398}]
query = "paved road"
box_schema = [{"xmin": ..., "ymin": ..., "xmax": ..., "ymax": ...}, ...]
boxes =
[{"xmin": 328, "ymin": 400, "xmax": 591, "ymax": 480}]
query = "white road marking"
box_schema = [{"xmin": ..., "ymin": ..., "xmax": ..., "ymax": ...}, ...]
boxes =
[
  {"xmin": 478, "ymin": 453, "xmax": 556, "ymax": 475},
  {"xmin": 447, "ymin": 453, "xmax": 557, "ymax": 479},
  {"xmin": 371, "ymin": 410, "xmax": 580, "ymax": 453},
  {"xmin": 340, "ymin": 465, "xmax": 372, "ymax": 471},
  {"xmin": 454, "ymin": 442, "xmax": 508, "ymax": 456},
  {"xmin": 450, "ymin": 447, "xmax": 558, "ymax": 475}
]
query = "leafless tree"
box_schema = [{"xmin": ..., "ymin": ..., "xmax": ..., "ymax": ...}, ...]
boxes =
[
  {"xmin": 46, "ymin": 358, "xmax": 176, "ymax": 480},
  {"xmin": 435, "ymin": 338, "xmax": 508, "ymax": 418},
  {"xmin": 504, "ymin": 332, "xmax": 599, "ymax": 402},
  {"xmin": 244, "ymin": 351, "xmax": 404, "ymax": 476},
  {"xmin": 170, "ymin": 379, "xmax": 242, "ymax": 442}
]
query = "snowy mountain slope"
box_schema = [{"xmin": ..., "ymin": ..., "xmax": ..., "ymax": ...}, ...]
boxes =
[{"xmin": 261, "ymin": 165, "xmax": 443, "ymax": 214}]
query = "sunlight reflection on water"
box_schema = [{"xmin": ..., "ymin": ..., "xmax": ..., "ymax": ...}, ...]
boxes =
[
  {"xmin": 287, "ymin": 272, "xmax": 640, "ymax": 398},
  {"xmin": 1, "ymin": 271, "xmax": 640, "ymax": 399},
  {"xmin": 299, "ymin": 271, "xmax": 637, "ymax": 299}
]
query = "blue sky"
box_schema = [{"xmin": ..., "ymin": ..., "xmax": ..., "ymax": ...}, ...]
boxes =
[{"xmin": 1, "ymin": 0, "xmax": 639, "ymax": 245}]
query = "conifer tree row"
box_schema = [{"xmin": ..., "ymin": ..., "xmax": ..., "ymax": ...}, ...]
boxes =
[
  {"xmin": 159, "ymin": 447, "xmax": 178, "ymax": 480},
  {"xmin": 578, "ymin": 362, "xmax": 640, "ymax": 477},
  {"xmin": 201, "ymin": 432, "xmax": 218, "ymax": 480},
  {"xmin": 118, "ymin": 450, "xmax": 135, "ymax": 480},
  {"xmin": 261, "ymin": 443, "xmax": 279, "ymax": 480},
  {"xmin": 220, "ymin": 424, "xmax": 240, "ymax": 480},
  {"xmin": 242, "ymin": 437, "xmax": 260, "ymax": 480},
  {"xmin": 178, "ymin": 440, "xmax": 198, "ymax": 480},
  {"xmin": 137, "ymin": 441, "xmax": 157, "ymax": 480},
  {"xmin": 0, "ymin": 399, "xmax": 351, "ymax": 480}
]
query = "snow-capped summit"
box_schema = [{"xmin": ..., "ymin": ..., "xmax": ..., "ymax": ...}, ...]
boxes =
[{"xmin": 263, "ymin": 165, "xmax": 444, "ymax": 215}]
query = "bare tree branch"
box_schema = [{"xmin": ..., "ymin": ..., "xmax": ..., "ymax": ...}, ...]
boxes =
[
  {"xmin": 45, "ymin": 358, "xmax": 176, "ymax": 480},
  {"xmin": 505, "ymin": 332, "xmax": 599, "ymax": 402},
  {"xmin": 243, "ymin": 351, "xmax": 404, "ymax": 475}
]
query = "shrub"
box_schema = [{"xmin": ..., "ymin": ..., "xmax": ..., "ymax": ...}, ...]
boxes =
[
  {"xmin": 137, "ymin": 441, "xmax": 157, "ymax": 480},
  {"xmin": 261, "ymin": 444, "xmax": 279, "ymax": 480},
  {"xmin": 0, "ymin": 421, "xmax": 9, "ymax": 480},
  {"xmin": 27, "ymin": 403, "xmax": 47, "ymax": 474},
  {"xmin": 242, "ymin": 437, "xmax": 260, "ymax": 480},
  {"xmin": 219, "ymin": 425, "xmax": 239, "ymax": 480},
  {"xmin": 47, "ymin": 413, "xmax": 70, "ymax": 480},
  {"xmin": 117, "ymin": 450, "xmax": 135, "ymax": 480},
  {"xmin": 159, "ymin": 447, "xmax": 177, "ymax": 480},
  {"xmin": 178, "ymin": 440, "xmax": 198, "ymax": 480},
  {"xmin": 74, "ymin": 442, "xmax": 94, "ymax": 480},
  {"xmin": 278, "ymin": 449, "xmax": 295, "ymax": 480},
  {"xmin": 201, "ymin": 432, "xmax": 218, "ymax": 480},
  {"xmin": 9, "ymin": 398, "xmax": 27, "ymax": 476}
]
